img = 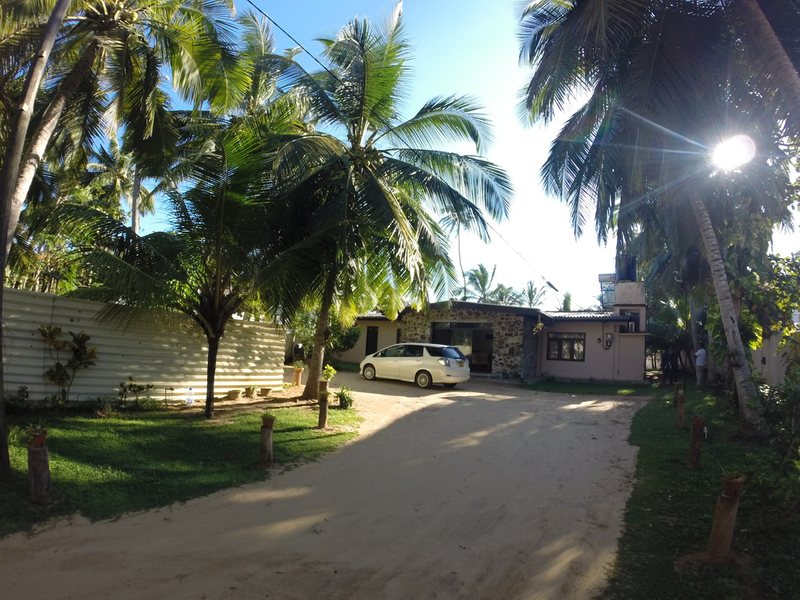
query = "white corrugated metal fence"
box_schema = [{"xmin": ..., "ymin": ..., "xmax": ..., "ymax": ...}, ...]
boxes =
[{"xmin": 3, "ymin": 288, "xmax": 286, "ymax": 403}]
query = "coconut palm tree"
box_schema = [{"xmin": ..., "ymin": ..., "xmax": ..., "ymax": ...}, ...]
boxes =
[
  {"xmin": 492, "ymin": 284, "xmax": 522, "ymax": 306},
  {"xmin": 465, "ymin": 264, "xmax": 498, "ymax": 303},
  {"xmin": 518, "ymin": 0, "xmax": 797, "ymax": 426},
  {"xmin": 1, "ymin": 0, "xmax": 248, "ymax": 255},
  {"xmin": 523, "ymin": 281, "xmax": 546, "ymax": 308},
  {"xmin": 270, "ymin": 12, "xmax": 512, "ymax": 398},
  {"xmin": 0, "ymin": 0, "xmax": 247, "ymax": 477}
]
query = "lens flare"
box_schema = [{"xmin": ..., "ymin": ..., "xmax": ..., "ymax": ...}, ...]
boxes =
[{"xmin": 711, "ymin": 135, "xmax": 756, "ymax": 171}]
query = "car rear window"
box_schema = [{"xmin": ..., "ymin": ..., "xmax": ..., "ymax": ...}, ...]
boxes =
[{"xmin": 426, "ymin": 346, "xmax": 466, "ymax": 359}]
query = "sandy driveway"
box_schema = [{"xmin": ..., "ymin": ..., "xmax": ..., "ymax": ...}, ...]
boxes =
[{"xmin": 0, "ymin": 374, "xmax": 643, "ymax": 599}]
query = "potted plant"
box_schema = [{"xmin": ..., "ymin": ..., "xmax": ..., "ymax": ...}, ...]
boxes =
[
  {"xmin": 319, "ymin": 364, "xmax": 337, "ymax": 393},
  {"xmin": 244, "ymin": 385, "xmax": 257, "ymax": 399},
  {"xmin": 226, "ymin": 389, "xmax": 242, "ymax": 401},
  {"xmin": 259, "ymin": 386, "xmax": 271, "ymax": 397},
  {"xmin": 292, "ymin": 360, "xmax": 305, "ymax": 386}
]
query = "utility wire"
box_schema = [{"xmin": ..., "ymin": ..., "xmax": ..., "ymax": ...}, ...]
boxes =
[{"xmin": 246, "ymin": 0, "xmax": 560, "ymax": 296}]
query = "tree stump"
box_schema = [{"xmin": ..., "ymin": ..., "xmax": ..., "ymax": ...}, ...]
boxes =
[
  {"xmin": 688, "ymin": 416, "xmax": 705, "ymax": 469},
  {"xmin": 317, "ymin": 392, "xmax": 329, "ymax": 429},
  {"xmin": 28, "ymin": 443, "xmax": 52, "ymax": 505},
  {"xmin": 707, "ymin": 475, "xmax": 745, "ymax": 561}
]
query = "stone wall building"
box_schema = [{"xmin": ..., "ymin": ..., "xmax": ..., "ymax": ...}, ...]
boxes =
[{"xmin": 335, "ymin": 277, "xmax": 647, "ymax": 384}]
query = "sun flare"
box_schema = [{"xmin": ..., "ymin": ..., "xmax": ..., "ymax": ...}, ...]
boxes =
[{"xmin": 711, "ymin": 135, "xmax": 756, "ymax": 171}]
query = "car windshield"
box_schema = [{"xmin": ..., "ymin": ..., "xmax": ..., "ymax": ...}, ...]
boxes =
[{"xmin": 426, "ymin": 346, "xmax": 466, "ymax": 359}]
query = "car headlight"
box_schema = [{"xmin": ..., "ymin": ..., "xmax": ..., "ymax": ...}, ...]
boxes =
[{"xmin": 438, "ymin": 358, "xmax": 450, "ymax": 367}]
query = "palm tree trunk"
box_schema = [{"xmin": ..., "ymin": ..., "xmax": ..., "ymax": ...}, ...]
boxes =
[
  {"xmin": 131, "ymin": 168, "xmax": 142, "ymax": 234},
  {"xmin": 456, "ymin": 223, "xmax": 467, "ymax": 300},
  {"xmin": 689, "ymin": 297, "xmax": 701, "ymax": 373},
  {"xmin": 204, "ymin": 335, "xmax": 220, "ymax": 419},
  {"xmin": 690, "ymin": 194, "xmax": 758, "ymax": 426},
  {"xmin": 738, "ymin": 0, "xmax": 800, "ymax": 128},
  {"xmin": 5, "ymin": 39, "xmax": 101, "ymax": 256},
  {"xmin": 302, "ymin": 269, "xmax": 337, "ymax": 399},
  {"xmin": 0, "ymin": 0, "xmax": 73, "ymax": 483}
]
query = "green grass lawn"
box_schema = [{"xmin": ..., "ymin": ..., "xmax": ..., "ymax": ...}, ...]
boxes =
[
  {"xmin": 600, "ymin": 385, "xmax": 800, "ymax": 599},
  {"xmin": 0, "ymin": 406, "xmax": 361, "ymax": 538}
]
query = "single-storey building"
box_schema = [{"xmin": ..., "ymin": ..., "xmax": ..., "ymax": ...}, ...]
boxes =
[{"xmin": 336, "ymin": 274, "xmax": 647, "ymax": 383}]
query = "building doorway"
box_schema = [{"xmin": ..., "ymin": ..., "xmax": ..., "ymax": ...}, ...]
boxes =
[
  {"xmin": 365, "ymin": 326, "xmax": 379, "ymax": 355},
  {"xmin": 431, "ymin": 322, "xmax": 493, "ymax": 373}
]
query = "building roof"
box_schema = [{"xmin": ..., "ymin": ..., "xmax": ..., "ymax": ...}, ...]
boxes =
[
  {"xmin": 356, "ymin": 302, "xmax": 633, "ymax": 324},
  {"xmin": 540, "ymin": 310, "xmax": 630, "ymax": 323},
  {"xmin": 354, "ymin": 310, "xmax": 393, "ymax": 321}
]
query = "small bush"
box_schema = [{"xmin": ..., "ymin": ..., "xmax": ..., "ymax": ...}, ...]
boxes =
[{"xmin": 335, "ymin": 386, "xmax": 354, "ymax": 409}]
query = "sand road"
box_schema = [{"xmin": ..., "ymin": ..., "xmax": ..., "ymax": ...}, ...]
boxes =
[{"xmin": 0, "ymin": 374, "xmax": 642, "ymax": 599}]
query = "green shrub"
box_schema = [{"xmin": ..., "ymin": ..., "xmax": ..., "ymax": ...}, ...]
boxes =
[{"xmin": 335, "ymin": 386, "xmax": 354, "ymax": 409}]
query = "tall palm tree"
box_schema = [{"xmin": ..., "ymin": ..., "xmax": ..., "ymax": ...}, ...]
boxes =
[
  {"xmin": 0, "ymin": 0, "xmax": 246, "ymax": 478},
  {"xmin": 523, "ymin": 281, "xmax": 546, "ymax": 308},
  {"xmin": 466, "ymin": 264, "xmax": 497, "ymax": 303},
  {"xmin": 0, "ymin": 0, "xmax": 72, "ymax": 482},
  {"xmin": 272, "ymin": 12, "xmax": 512, "ymax": 398},
  {"xmin": 519, "ymin": 0, "xmax": 796, "ymax": 426},
  {"xmin": 492, "ymin": 284, "xmax": 522, "ymax": 306},
  {"xmin": 1, "ymin": 0, "xmax": 248, "ymax": 255}
]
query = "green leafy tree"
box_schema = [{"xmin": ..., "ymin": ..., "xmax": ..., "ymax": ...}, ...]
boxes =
[
  {"xmin": 518, "ymin": 0, "xmax": 797, "ymax": 426},
  {"xmin": 523, "ymin": 281, "xmax": 545, "ymax": 308},
  {"xmin": 466, "ymin": 264, "xmax": 498, "ymax": 303},
  {"xmin": 66, "ymin": 116, "xmax": 323, "ymax": 418},
  {"xmin": 559, "ymin": 292, "xmax": 572, "ymax": 312},
  {"xmin": 272, "ymin": 13, "xmax": 511, "ymax": 398},
  {"xmin": 0, "ymin": 0, "xmax": 248, "ymax": 479}
]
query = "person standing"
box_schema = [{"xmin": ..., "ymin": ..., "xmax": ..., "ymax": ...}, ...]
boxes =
[{"xmin": 695, "ymin": 343, "xmax": 707, "ymax": 386}]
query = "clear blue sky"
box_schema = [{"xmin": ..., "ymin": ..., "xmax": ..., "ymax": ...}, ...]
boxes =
[{"xmin": 148, "ymin": 0, "xmax": 799, "ymax": 309}]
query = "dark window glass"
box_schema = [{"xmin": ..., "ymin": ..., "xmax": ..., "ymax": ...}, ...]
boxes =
[
  {"xmin": 443, "ymin": 347, "xmax": 466, "ymax": 359},
  {"xmin": 404, "ymin": 345, "xmax": 424, "ymax": 357},
  {"xmin": 546, "ymin": 333, "xmax": 586, "ymax": 362},
  {"xmin": 383, "ymin": 345, "xmax": 405, "ymax": 358}
]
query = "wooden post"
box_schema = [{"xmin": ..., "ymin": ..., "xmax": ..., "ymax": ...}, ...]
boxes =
[
  {"xmin": 260, "ymin": 416, "xmax": 275, "ymax": 468},
  {"xmin": 676, "ymin": 388, "xmax": 686, "ymax": 428},
  {"xmin": 293, "ymin": 368, "xmax": 303, "ymax": 386},
  {"xmin": 28, "ymin": 442, "xmax": 51, "ymax": 505},
  {"xmin": 687, "ymin": 416, "xmax": 705, "ymax": 469},
  {"xmin": 317, "ymin": 392, "xmax": 329, "ymax": 429},
  {"xmin": 707, "ymin": 475, "xmax": 745, "ymax": 561}
]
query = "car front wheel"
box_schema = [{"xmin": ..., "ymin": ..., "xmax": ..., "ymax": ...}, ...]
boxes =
[
  {"xmin": 415, "ymin": 370, "xmax": 432, "ymax": 389},
  {"xmin": 362, "ymin": 364, "xmax": 376, "ymax": 380}
]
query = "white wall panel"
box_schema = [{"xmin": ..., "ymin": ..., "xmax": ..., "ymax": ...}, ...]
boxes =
[{"xmin": 3, "ymin": 288, "xmax": 285, "ymax": 403}]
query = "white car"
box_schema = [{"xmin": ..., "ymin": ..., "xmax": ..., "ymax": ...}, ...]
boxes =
[{"xmin": 360, "ymin": 343, "xmax": 470, "ymax": 388}]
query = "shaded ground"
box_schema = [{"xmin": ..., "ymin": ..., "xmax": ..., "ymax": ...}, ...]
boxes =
[{"xmin": 0, "ymin": 373, "xmax": 644, "ymax": 599}]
